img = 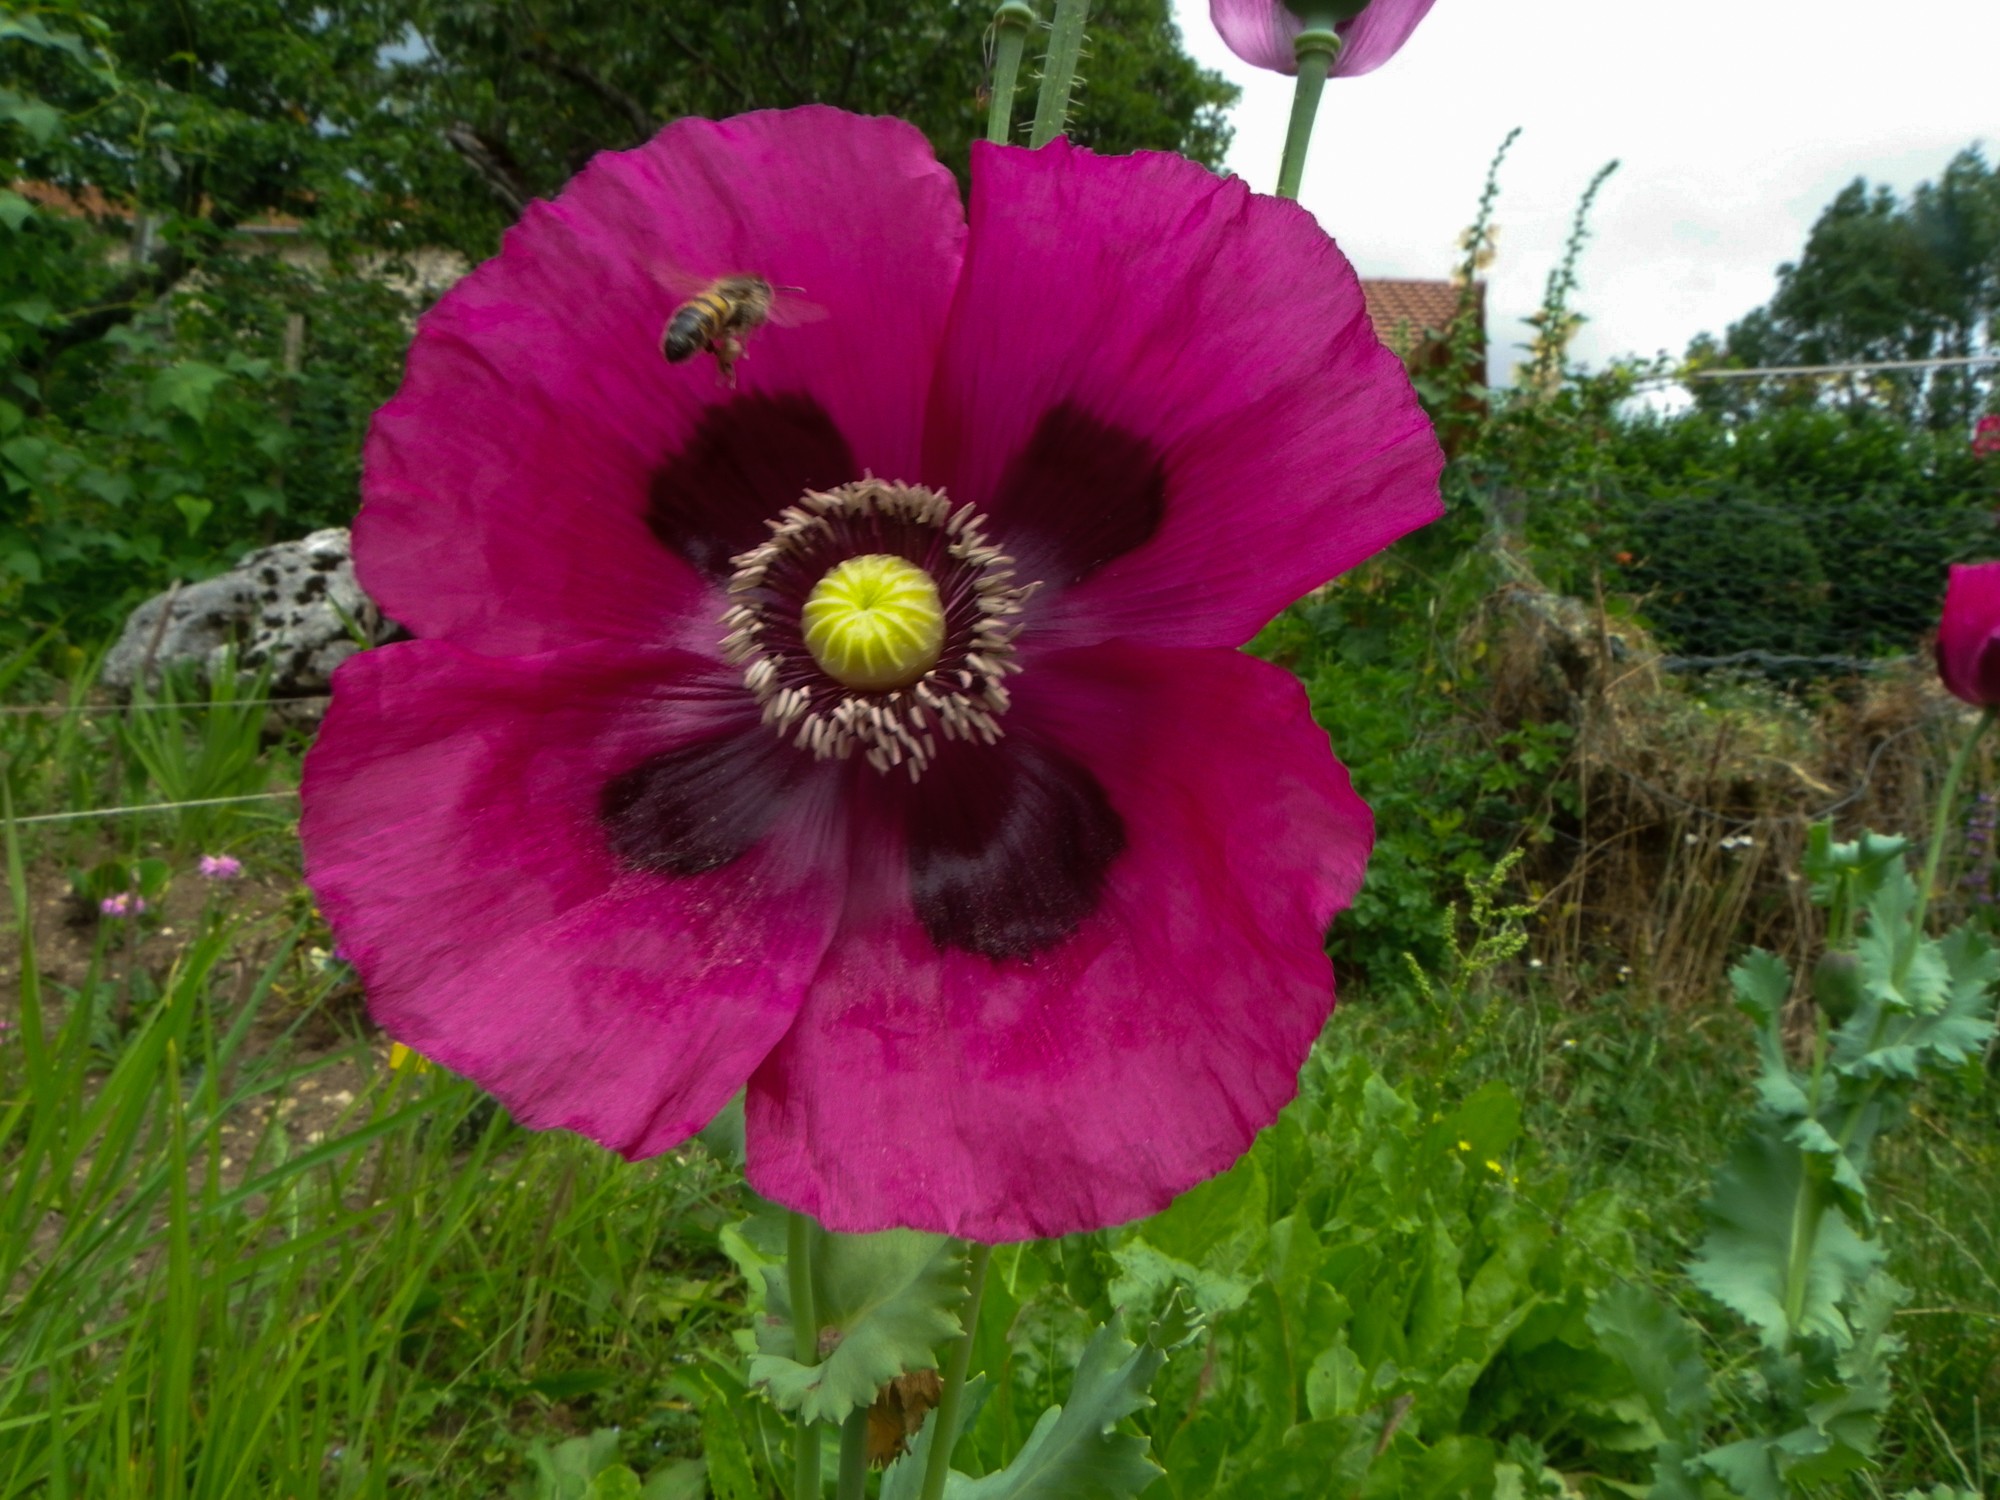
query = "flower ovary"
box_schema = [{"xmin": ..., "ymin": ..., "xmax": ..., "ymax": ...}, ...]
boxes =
[{"xmin": 802, "ymin": 554, "xmax": 946, "ymax": 691}]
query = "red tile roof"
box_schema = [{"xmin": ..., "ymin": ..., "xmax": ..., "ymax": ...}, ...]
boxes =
[
  {"xmin": 1360, "ymin": 278, "xmax": 1478, "ymax": 351},
  {"xmin": 9, "ymin": 181, "xmax": 306, "ymax": 231},
  {"xmin": 11, "ymin": 179, "xmax": 133, "ymax": 221}
]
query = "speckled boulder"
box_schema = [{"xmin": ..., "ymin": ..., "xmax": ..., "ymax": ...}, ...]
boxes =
[{"xmin": 102, "ymin": 528, "xmax": 394, "ymax": 718}]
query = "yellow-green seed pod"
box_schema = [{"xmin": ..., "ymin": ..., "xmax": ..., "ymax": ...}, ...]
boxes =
[{"xmin": 801, "ymin": 554, "xmax": 946, "ymax": 691}]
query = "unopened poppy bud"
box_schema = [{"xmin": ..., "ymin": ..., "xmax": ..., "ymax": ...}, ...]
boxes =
[{"xmin": 1812, "ymin": 950, "xmax": 1864, "ymax": 1023}]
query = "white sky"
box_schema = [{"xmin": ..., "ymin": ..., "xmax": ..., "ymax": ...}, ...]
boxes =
[{"xmin": 1169, "ymin": 0, "xmax": 2000, "ymax": 387}]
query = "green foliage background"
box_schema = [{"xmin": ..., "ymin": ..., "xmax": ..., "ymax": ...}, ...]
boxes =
[{"xmin": 0, "ymin": 0, "xmax": 1233, "ymax": 638}]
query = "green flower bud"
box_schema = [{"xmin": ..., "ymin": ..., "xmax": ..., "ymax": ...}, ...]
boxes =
[{"xmin": 1812, "ymin": 950, "xmax": 1864, "ymax": 1023}]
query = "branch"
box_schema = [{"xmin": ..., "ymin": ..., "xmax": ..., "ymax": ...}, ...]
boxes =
[
  {"xmin": 519, "ymin": 42, "xmax": 658, "ymax": 142},
  {"xmin": 444, "ymin": 122, "xmax": 532, "ymax": 214},
  {"xmin": 660, "ymin": 20, "xmax": 755, "ymax": 109},
  {"xmin": 28, "ymin": 202, "xmax": 237, "ymax": 374}
]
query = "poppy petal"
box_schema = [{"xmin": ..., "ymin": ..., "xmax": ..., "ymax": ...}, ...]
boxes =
[
  {"xmin": 1938, "ymin": 561, "xmax": 2000, "ymax": 707},
  {"xmin": 303, "ymin": 639, "xmax": 847, "ymax": 1158},
  {"xmin": 357, "ymin": 106, "xmax": 965, "ymax": 656},
  {"xmin": 924, "ymin": 139, "xmax": 1442, "ymax": 652},
  {"xmin": 898, "ymin": 736, "xmax": 1126, "ymax": 961},
  {"xmin": 646, "ymin": 394, "xmax": 857, "ymax": 585},
  {"xmin": 743, "ymin": 641, "xmax": 1368, "ymax": 1239}
]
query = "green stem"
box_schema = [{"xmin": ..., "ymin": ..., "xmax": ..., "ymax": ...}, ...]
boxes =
[
  {"xmin": 789, "ymin": 1212, "xmax": 822, "ymax": 1500},
  {"xmin": 986, "ymin": 2, "xmax": 1035, "ymax": 145},
  {"xmin": 917, "ymin": 1242, "xmax": 993, "ymax": 1500},
  {"xmin": 1904, "ymin": 705, "xmax": 1994, "ymax": 982},
  {"xmin": 836, "ymin": 1406, "xmax": 870, "ymax": 1500},
  {"xmin": 1028, "ymin": 0, "xmax": 1089, "ymax": 148},
  {"xmin": 1275, "ymin": 24, "xmax": 1341, "ymax": 200}
]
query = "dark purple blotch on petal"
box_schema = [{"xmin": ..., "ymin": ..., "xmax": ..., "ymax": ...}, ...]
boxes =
[
  {"xmin": 903, "ymin": 738, "xmax": 1124, "ymax": 960},
  {"xmin": 602, "ymin": 730, "xmax": 806, "ymax": 875},
  {"xmin": 987, "ymin": 403, "xmax": 1165, "ymax": 588},
  {"xmin": 647, "ymin": 395, "xmax": 856, "ymax": 582}
]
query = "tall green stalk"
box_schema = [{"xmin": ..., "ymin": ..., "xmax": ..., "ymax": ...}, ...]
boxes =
[
  {"xmin": 1028, "ymin": 0, "xmax": 1089, "ymax": 147},
  {"xmin": 789, "ymin": 1212, "xmax": 822, "ymax": 1500},
  {"xmin": 986, "ymin": 2, "xmax": 1035, "ymax": 144},
  {"xmin": 1275, "ymin": 23, "xmax": 1339, "ymax": 200},
  {"xmin": 918, "ymin": 1243, "xmax": 993, "ymax": 1500},
  {"xmin": 836, "ymin": 1405, "xmax": 870, "ymax": 1500},
  {"xmin": 1904, "ymin": 706, "xmax": 1994, "ymax": 982}
]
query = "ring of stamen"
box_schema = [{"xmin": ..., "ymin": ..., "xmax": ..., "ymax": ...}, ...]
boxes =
[{"xmin": 721, "ymin": 479, "xmax": 1036, "ymax": 780}]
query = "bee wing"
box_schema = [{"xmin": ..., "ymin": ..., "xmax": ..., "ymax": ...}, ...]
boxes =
[
  {"xmin": 649, "ymin": 262, "xmax": 714, "ymax": 300},
  {"xmin": 764, "ymin": 289, "xmax": 830, "ymax": 330}
]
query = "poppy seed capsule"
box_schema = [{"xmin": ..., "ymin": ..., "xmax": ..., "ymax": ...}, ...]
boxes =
[{"xmin": 802, "ymin": 554, "xmax": 945, "ymax": 691}]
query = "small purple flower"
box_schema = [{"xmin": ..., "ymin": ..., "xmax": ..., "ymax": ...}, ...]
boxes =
[
  {"xmin": 99, "ymin": 893, "xmax": 147, "ymax": 918},
  {"xmin": 198, "ymin": 854, "xmax": 244, "ymax": 881}
]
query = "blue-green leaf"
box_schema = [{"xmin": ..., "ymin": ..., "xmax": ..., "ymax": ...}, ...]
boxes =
[
  {"xmin": 752, "ymin": 1228, "xmax": 964, "ymax": 1425},
  {"xmin": 1730, "ymin": 948, "xmax": 1792, "ymax": 1027},
  {"xmin": 1587, "ymin": 1283, "xmax": 1709, "ymax": 1500},
  {"xmin": 1840, "ymin": 925, "xmax": 1997, "ymax": 1080},
  {"xmin": 925, "ymin": 1301, "xmax": 1198, "ymax": 1500},
  {"xmin": 1688, "ymin": 1130, "xmax": 1882, "ymax": 1350}
]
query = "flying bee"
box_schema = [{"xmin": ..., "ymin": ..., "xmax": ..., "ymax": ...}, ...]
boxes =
[{"xmin": 655, "ymin": 270, "xmax": 824, "ymax": 387}]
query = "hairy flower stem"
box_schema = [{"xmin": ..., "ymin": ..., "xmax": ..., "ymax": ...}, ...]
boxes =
[
  {"xmin": 789, "ymin": 1212, "xmax": 822, "ymax": 1500},
  {"xmin": 836, "ymin": 1406, "xmax": 870, "ymax": 1500},
  {"xmin": 1275, "ymin": 24, "xmax": 1339, "ymax": 200},
  {"xmin": 986, "ymin": 2, "xmax": 1035, "ymax": 145},
  {"xmin": 918, "ymin": 1242, "xmax": 994, "ymax": 1500},
  {"xmin": 1029, "ymin": 0, "xmax": 1090, "ymax": 148}
]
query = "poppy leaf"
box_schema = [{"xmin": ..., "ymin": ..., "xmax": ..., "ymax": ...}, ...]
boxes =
[
  {"xmin": 882, "ymin": 1296, "xmax": 1201, "ymax": 1500},
  {"xmin": 750, "ymin": 1228, "xmax": 965, "ymax": 1426}
]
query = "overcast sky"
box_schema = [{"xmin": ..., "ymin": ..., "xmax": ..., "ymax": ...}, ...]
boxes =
[{"xmin": 1168, "ymin": 0, "xmax": 1999, "ymax": 387}]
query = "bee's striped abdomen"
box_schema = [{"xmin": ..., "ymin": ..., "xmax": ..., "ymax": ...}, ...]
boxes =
[{"xmin": 662, "ymin": 292, "xmax": 732, "ymax": 362}]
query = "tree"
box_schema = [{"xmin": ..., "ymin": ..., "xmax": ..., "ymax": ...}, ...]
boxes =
[
  {"xmin": 1, "ymin": 0, "xmax": 1234, "ymax": 635},
  {"xmin": 1689, "ymin": 147, "xmax": 2000, "ymax": 430},
  {"xmin": 365, "ymin": 0, "xmax": 1233, "ymax": 253}
]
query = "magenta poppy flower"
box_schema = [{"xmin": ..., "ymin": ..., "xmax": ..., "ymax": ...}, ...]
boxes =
[
  {"xmin": 300, "ymin": 107, "xmax": 1442, "ymax": 1240},
  {"xmin": 1211, "ymin": 0, "xmax": 1437, "ymax": 77},
  {"xmin": 1938, "ymin": 562, "xmax": 2000, "ymax": 707}
]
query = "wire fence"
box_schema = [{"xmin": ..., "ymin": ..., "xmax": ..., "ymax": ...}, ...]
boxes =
[
  {"xmin": 0, "ymin": 695, "xmax": 330, "ymax": 718},
  {"xmin": 1657, "ymin": 650, "xmax": 1914, "ymax": 675},
  {"xmin": 5, "ymin": 791, "xmax": 299, "ymax": 827}
]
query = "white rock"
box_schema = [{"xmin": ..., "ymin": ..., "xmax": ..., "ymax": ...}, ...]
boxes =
[{"xmin": 101, "ymin": 528, "xmax": 395, "ymax": 719}]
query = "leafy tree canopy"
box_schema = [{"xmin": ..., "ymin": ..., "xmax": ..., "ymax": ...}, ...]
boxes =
[
  {"xmin": 0, "ymin": 0, "xmax": 1232, "ymax": 634},
  {"xmin": 1688, "ymin": 146, "xmax": 2000, "ymax": 430}
]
